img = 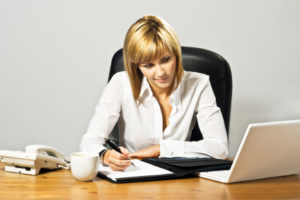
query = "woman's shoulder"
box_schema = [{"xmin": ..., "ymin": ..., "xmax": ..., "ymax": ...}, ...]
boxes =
[
  {"xmin": 105, "ymin": 71, "xmax": 131, "ymax": 93},
  {"xmin": 182, "ymin": 71, "xmax": 210, "ymax": 84},
  {"xmin": 109, "ymin": 71, "xmax": 130, "ymax": 84},
  {"xmin": 110, "ymin": 71, "xmax": 128, "ymax": 80}
]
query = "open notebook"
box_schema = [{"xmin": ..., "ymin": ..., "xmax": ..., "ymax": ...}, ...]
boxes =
[
  {"xmin": 98, "ymin": 157, "xmax": 232, "ymax": 183},
  {"xmin": 98, "ymin": 159, "xmax": 176, "ymax": 183}
]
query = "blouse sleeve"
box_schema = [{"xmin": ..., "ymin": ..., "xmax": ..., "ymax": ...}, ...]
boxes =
[
  {"xmin": 160, "ymin": 78, "xmax": 228, "ymax": 159},
  {"xmin": 79, "ymin": 72, "xmax": 124, "ymax": 154},
  {"xmin": 188, "ymin": 79, "xmax": 228, "ymax": 159}
]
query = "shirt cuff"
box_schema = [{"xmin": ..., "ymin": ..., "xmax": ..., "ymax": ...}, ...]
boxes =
[{"xmin": 159, "ymin": 140, "xmax": 184, "ymax": 157}]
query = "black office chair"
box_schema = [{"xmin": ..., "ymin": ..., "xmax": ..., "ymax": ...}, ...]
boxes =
[{"xmin": 108, "ymin": 46, "xmax": 232, "ymax": 143}]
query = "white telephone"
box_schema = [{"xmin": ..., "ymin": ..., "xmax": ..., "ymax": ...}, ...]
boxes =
[{"xmin": 0, "ymin": 145, "xmax": 70, "ymax": 175}]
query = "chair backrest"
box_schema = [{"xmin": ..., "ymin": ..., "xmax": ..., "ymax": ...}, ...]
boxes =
[{"xmin": 108, "ymin": 46, "xmax": 232, "ymax": 141}]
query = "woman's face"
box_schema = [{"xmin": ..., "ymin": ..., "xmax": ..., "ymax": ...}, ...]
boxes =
[{"xmin": 138, "ymin": 51, "xmax": 177, "ymax": 94}]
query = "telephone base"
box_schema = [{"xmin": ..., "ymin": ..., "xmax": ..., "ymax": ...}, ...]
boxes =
[
  {"xmin": 4, "ymin": 165, "xmax": 40, "ymax": 175},
  {"xmin": 0, "ymin": 149, "xmax": 68, "ymax": 175}
]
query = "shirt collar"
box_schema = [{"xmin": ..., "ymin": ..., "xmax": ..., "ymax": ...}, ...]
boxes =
[
  {"xmin": 139, "ymin": 76, "xmax": 153, "ymax": 99},
  {"xmin": 139, "ymin": 76, "xmax": 182, "ymax": 110}
]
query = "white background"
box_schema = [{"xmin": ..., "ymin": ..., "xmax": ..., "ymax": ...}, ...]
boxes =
[{"xmin": 1, "ymin": 0, "xmax": 299, "ymax": 157}]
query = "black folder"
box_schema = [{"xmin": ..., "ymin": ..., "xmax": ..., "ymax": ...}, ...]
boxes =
[
  {"xmin": 98, "ymin": 157, "xmax": 232, "ymax": 183},
  {"xmin": 143, "ymin": 157, "xmax": 232, "ymax": 176}
]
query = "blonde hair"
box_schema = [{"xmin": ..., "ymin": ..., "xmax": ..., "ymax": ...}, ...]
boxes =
[{"xmin": 123, "ymin": 15, "xmax": 184, "ymax": 101}]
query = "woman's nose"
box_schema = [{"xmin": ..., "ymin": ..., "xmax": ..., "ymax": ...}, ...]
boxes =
[{"xmin": 156, "ymin": 65, "xmax": 166, "ymax": 76}]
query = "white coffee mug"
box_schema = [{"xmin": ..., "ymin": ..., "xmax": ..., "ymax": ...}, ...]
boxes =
[{"xmin": 71, "ymin": 152, "xmax": 99, "ymax": 181}]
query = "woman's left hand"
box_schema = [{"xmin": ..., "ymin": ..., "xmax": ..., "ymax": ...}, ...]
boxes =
[{"xmin": 128, "ymin": 144, "xmax": 160, "ymax": 159}]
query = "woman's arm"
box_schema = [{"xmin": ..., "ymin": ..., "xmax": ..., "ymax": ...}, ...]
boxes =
[
  {"xmin": 79, "ymin": 73, "xmax": 124, "ymax": 154},
  {"xmin": 192, "ymin": 79, "xmax": 228, "ymax": 159},
  {"xmin": 128, "ymin": 144, "xmax": 160, "ymax": 159}
]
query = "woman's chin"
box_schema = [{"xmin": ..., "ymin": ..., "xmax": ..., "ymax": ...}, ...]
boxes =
[{"xmin": 154, "ymin": 82, "xmax": 173, "ymax": 90}]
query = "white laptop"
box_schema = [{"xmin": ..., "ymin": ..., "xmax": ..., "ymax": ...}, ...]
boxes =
[{"xmin": 199, "ymin": 119, "xmax": 300, "ymax": 183}]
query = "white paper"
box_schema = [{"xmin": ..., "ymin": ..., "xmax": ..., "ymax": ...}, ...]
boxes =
[{"xmin": 98, "ymin": 159, "xmax": 174, "ymax": 181}]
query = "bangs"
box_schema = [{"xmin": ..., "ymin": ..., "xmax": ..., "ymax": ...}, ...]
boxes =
[{"xmin": 127, "ymin": 32, "xmax": 174, "ymax": 65}]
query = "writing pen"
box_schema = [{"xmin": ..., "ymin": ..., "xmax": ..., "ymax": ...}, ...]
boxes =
[{"xmin": 105, "ymin": 139, "xmax": 135, "ymax": 167}]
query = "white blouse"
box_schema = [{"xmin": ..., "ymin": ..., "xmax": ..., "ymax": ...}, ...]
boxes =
[{"xmin": 80, "ymin": 71, "xmax": 228, "ymax": 159}]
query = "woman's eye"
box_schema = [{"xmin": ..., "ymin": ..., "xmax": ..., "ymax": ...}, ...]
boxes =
[
  {"xmin": 143, "ymin": 63, "xmax": 154, "ymax": 68},
  {"xmin": 161, "ymin": 56, "xmax": 171, "ymax": 63}
]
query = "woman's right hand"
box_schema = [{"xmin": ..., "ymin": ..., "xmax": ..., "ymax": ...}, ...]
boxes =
[{"xmin": 103, "ymin": 147, "xmax": 131, "ymax": 171}]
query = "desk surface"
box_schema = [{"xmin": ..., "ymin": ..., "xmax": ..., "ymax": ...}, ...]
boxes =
[{"xmin": 1, "ymin": 164, "xmax": 300, "ymax": 200}]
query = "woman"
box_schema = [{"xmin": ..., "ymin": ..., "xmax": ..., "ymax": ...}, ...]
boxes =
[{"xmin": 80, "ymin": 15, "xmax": 228, "ymax": 171}]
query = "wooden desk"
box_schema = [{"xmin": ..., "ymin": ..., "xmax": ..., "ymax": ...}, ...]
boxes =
[{"xmin": 1, "ymin": 164, "xmax": 300, "ymax": 200}]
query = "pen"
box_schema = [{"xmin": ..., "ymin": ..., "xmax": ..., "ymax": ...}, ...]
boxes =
[{"xmin": 105, "ymin": 139, "xmax": 135, "ymax": 167}]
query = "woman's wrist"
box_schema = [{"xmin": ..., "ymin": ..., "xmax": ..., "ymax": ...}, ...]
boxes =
[{"xmin": 103, "ymin": 149, "xmax": 111, "ymax": 165}]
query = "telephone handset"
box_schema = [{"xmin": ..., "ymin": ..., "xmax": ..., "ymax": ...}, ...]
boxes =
[{"xmin": 0, "ymin": 145, "xmax": 70, "ymax": 175}]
